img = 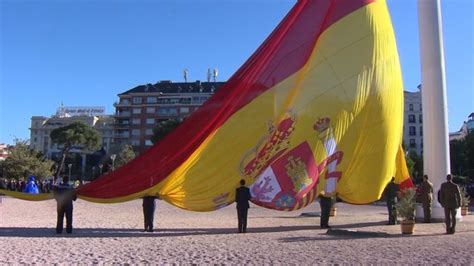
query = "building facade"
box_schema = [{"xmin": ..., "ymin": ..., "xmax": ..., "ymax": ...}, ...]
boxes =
[
  {"xmin": 0, "ymin": 144, "xmax": 10, "ymax": 161},
  {"xmin": 449, "ymin": 112, "xmax": 474, "ymax": 141},
  {"xmin": 403, "ymin": 85, "xmax": 423, "ymax": 156},
  {"xmin": 113, "ymin": 80, "xmax": 225, "ymax": 153},
  {"xmin": 30, "ymin": 105, "xmax": 114, "ymax": 158}
]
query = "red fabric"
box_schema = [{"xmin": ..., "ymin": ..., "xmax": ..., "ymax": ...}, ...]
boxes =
[
  {"xmin": 399, "ymin": 178, "xmax": 414, "ymax": 190},
  {"xmin": 78, "ymin": 0, "xmax": 375, "ymax": 199}
]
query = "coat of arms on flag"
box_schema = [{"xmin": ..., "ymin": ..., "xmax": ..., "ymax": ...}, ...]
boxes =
[{"xmin": 242, "ymin": 115, "xmax": 344, "ymax": 210}]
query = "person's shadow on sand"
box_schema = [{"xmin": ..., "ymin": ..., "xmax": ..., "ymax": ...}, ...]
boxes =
[{"xmin": 0, "ymin": 225, "xmax": 317, "ymax": 238}]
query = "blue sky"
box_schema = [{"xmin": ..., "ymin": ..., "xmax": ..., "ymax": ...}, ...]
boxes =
[{"xmin": 1, "ymin": 0, "xmax": 472, "ymax": 145}]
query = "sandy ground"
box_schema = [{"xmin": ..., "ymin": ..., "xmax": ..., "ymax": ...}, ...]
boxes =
[{"xmin": 0, "ymin": 196, "xmax": 473, "ymax": 264}]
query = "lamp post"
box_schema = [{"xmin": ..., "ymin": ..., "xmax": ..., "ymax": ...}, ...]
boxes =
[
  {"xmin": 92, "ymin": 166, "xmax": 96, "ymax": 179},
  {"xmin": 68, "ymin": 163, "xmax": 72, "ymax": 181},
  {"xmin": 110, "ymin": 154, "xmax": 117, "ymax": 171},
  {"xmin": 99, "ymin": 164, "xmax": 103, "ymax": 175}
]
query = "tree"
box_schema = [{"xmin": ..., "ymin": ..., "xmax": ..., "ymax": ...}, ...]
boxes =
[
  {"xmin": 409, "ymin": 151, "xmax": 423, "ymax": 181},
  {"xmin": 151, "ymin": 119, "xmax": 182, "ymax": 144},
  {"xmin": 50, "ymin": 122, "xmax": 100, "ymax": 180},
  {"xmin": 3, "ymin": 139, "xmax": 54, "ymax": 180},
  {"xmin": 115, "ymin": 144, "xmax": 136, "ymax": 168},
  {"xmin": 450, "ymin": 131, "xmax": 474, "ymax": 181},
  {"xmin": 450, "ymin": 139, "xmax": 466, "ymax": 176}
]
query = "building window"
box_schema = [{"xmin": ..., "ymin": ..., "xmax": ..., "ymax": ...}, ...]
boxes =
[
  {"xmin": 132, "ymin": 108, "xmax": 141, "ymax": 114},
  {"xmin": 192, "ymin": 96, "xmax": 209, "ymax": 104},
  {"xmin": 157, "ymin": 107, "xmax": 178, "ymax": 116},
  {"xmin": 131, "ymin": 140, "xmax": 140, "ymax": 146},
  {"xmin": 419, "ymin": 104, "xmax": 422, "ymax": 111},
  {"xmin": 147, "ymin": 97, "xmax": 157, "ymax": 104},
  {"xmin": 419, "ymin": 114, "xmax": 423, "ymax": 123},
  {"xmin": 408, "ymin": 115, "xmax": 415, "ymax": 123},
  {"xmin": 146, "ymin": 118, "xmax": 155, "ymax": 125},
  {"xmin": 420, "ymin": 126, "xmax": 423, "ymax": 136},
  {"xmin": 180, "ymin": 107, "xmax": 189, "ymax": 114},
  {"xmin": 146, "ymin": 107, "xmax": 155, "ymax": 113},
  {"xmin": 145, "ymin": 129, "xmax": 153, "ymax": 135},
  {"xmin": 409, "ymin": 104, "xmax": 414, "ymax": 111},
  {"xmin": 180, "ymin": 98, "xmax": 192, "ymax": 104},
  {"xmin": 132, "ymin": 118, "xmax": 141, "ymax": 125},
  {"xmin": 132, "ymin": 97, "xmax": 142, "ymax": 104},
  {"xmin": 120, "ymin": 99, "xmax": 130, "ymax": 105},
  {"xmin": 157, "ymin": 97, "xmax": 181, "ymax": 104},
  {"xmin": 145, "ymin": 140, "xmax": 153, "ymax": 146},
  {"xmin": 131, "ymin": 129, "xmax": 140, "ymax": 136},
  {"xmin": 409, "ymin": 139, "xmax": 416, "ymax": 148},
  {"xmin": 409, "ymin": 126, "xmax": 416, "ymax": 136}
]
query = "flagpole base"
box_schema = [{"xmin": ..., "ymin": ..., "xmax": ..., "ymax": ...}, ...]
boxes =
[{"xmin": 415, "ymin": 203, "xmax": 462, "ymax": 222}]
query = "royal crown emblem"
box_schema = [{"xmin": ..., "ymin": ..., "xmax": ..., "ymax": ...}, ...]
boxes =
[{"xmin": 240, "ymin": 115, "xmax": 297, "ymax": 178}]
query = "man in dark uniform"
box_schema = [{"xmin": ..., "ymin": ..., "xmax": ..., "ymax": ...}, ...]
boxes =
[
  {"xmin": 383, "ymin": 177, "xmax": 399, "ymax": 225},
  {"xmin": 142, "ymin": 196, "xmax": 157, "ymax": 232},
  {"xmin": 419, "ymin": 174, "xmax": 434, "ymax": 223},
  {"xmin": 54, "ymin": 176, "xmax": 77, "ymax": 234},
  {"xmin": 319, "ymin": 192, "xmax": 332, "ymax": 229},
  {"xmin": 235, "ymin": 179, "xmax": 251, "ymax": 233},
  {"xmin": 439, "ymin": 174, "xmax": 461, "ymax": 234}
]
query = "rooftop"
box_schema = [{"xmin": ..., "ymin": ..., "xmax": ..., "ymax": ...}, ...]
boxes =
[{"xmin": 119, "ymin": 80, "xmax": 226, "ymax": 95}]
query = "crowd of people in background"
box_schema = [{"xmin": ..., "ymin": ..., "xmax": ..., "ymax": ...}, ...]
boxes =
[{"xmin": 0, "ymin": 178, "xmax": 53, "ymax": 193}]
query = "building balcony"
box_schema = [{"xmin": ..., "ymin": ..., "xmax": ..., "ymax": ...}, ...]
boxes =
[
  {"xmin": 114, "ymin": 132, "xmax": 130, "ymax": 138},
  {"xmin": 114, "ymin": 101, "xmax": 131, "ymax": 107},
  {"xmin": 114, "ymin": 112, "xmax": 131, "ymax": 117},
  {"xmin": 114, "ymin": 123, "xmax": 130, "ymax": 129}
]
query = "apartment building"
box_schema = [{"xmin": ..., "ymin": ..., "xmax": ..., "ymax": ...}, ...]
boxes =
[
  {"xmin": 113, "ymin": 80, "xmax": 225, "ymax": 154},
  {"xmin": 403, "ymin": 85, "xmax": 423, "ymax": 155},
  {"xmin": 30, "ymin": 105, "xmax": 114, "ymax": 158}
]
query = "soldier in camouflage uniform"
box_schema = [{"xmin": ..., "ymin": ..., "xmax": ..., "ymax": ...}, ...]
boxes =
[{"xmin": 419, "ymin": 175, "xmax": 434, "ymax": 223}]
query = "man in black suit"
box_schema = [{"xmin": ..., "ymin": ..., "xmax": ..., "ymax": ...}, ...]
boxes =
[
  {"xmin": 319, "ymin": 192, "xmax": 332, "ymax": 229},
  {"xmin": 142, "ymin": 196, "xmax": 157, "ymax": 232},
  {"xmin": 439, "ymin": 174, "xmax": 461, "ymax": 234},
  {"xmin": 235, "ymin": 179, "xmax": 251, "ymax": 233},
  {"xmin": 54, "ymin": 176, "xmax": 77, "ymax": 234},
  {"xmin": 383, "ymin": 177, "xmax": 399, "ymax": 225}
]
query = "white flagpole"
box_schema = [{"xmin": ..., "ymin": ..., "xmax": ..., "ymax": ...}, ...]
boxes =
[{"xmin": 417, "ymin": 0, "xmax": 452, "ymax": 220}]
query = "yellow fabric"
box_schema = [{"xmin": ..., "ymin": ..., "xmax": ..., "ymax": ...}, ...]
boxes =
[
  {"xmin": 0, "ymin": 189, "xmax": 54, "ymax": 201},
  {"xmin": 130, "ymin": 1, "xmax": 407, "ymax": 211}
]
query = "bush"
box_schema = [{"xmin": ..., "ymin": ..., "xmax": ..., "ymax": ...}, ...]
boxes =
[
  {"xmin": 395, "ymin": 188, "xmax": 416, "ymax": 221},
  {"xmin": 460, "ymin": 186, "xmax": 471, "ymax": 207}
]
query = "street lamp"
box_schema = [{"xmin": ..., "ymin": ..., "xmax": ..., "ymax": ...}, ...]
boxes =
[
  {"xmin": 110, "ymin": 154, "xmax": 117, "ymax": 171},
  {"xmin": 68, "ymin": 163, "xmax": 72, "ymax": 181},
  {"xmin": 99, "ymin": 164, "xmax": 103, "ymax": 175}
]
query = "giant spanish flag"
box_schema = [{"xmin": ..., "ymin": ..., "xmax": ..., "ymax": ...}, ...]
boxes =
[{"xmin": 76, "ymin": 0, "xmax": 412, "ymax": 210}]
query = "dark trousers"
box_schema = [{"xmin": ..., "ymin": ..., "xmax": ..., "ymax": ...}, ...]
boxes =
[
  {"xmin": 320, "ymin": 197, "xmax": 332, "ymax": 228},
  {"xmin": 237, "ymin": 207, "xmax": 248, "ymax": 233},
  {"xmin": 143, "ymin": 206, "xmax": 155, "ymax": 231},
  {"xmin": 422, "ymin": 201, "xmax": 432, "ymax": 223},
  {"xmin": 444, "ymin": 207, "xmax": 457, "ymax": 233},
  {"xmin": 387, "ymin": 200, "xmax": 397, "ymax": 225},
  {"xmin": 56, "ymin": 205, "xmax": 73, "ymax": 234}
]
